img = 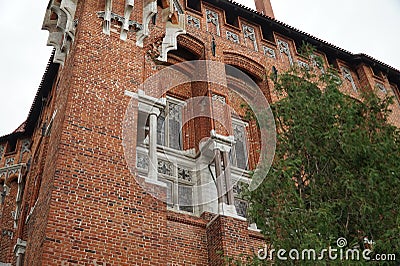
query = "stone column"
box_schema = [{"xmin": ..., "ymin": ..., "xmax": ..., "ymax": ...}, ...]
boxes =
[
  {"xmin": 199, "ymin": 131, "xmax": 240, "ymax": 217},
  {"xmin": 129, "ymin": 89, "xmax": 166, "ymax": 182},
  {"xmin": 148, "ymin": 110, "xmax": 159, "ymax": 181},
  {"xmin": 222, "ymin": 151, "xmax": 234, "ymax": 205},
  {"xmin": 14, "ymin": 238, "xmax": 26, "ymax": 266},
  {"xmin": 214, "ymin": 149, "xmax": 224, "ymax": 205}
]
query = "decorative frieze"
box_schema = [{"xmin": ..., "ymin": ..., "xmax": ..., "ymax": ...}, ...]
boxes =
[
  {"xmin": 341, "ymin": 67, "xmax": 357, "ymax": 92},
  {"xmin": 137, "ymin": 153, "xmax": 149, "ymax": 170},
  {"xmin": 2, "ymin": 229, "xmax": 13, "ymax": 238},
  {"xmin": 20, "ymin": 140, "xmax": 30, "ymax": 155},
  {"xmin": 18, "ymin": 139, "xmax": 31, "ymax": 163},
  {"xmin": 311, "ymin": 54, "xmax": 325, "ymax": 73},
  {"xmin": 5, "ymin": 158, "xmax": 14, "ymax": 167},
  {"xmin": 0, "ymin": 164, "xmax": 25, "ymax": 181},
  {"xmin": 177, "ymin": 166, "xmax": 192, "ymax": 182},
  {"xmin": 329, "ymin": 73, "xmax": 342, "ymax": 85},
  {"xmin": 242, "ymin": 25, "xmax": 258, "ymax": 51},
  {"xmin": 263, "ymin": 46, "xmax": 276, "ymax": 59},
  {"xmin": 158, "ymin": 159, "xmax": 174, "ymax": 176},
  {"xmin": 187, "ymin": 15, "xmax": 200, "ymax": 29},
  {"xmin": 206, "ymin": 10, "xmax": 220, "ymax": 36},
  {"xmin": 212, "ymin": 94, "xmax": 226, "ymax": 103},
  {"xmin": 297, "ymin": 60, "xmax": 310, "ymax": 70},
  {"xmin": 376, "ymin": 82, "xmax": 387, "ymax": 93},
  {"xmin": 226, "ymin": 31, "xmax": 239, "ymax": 44},
  {"xmin": 277, "ymin": 39, "xmax": 293, "ymax": 66}
]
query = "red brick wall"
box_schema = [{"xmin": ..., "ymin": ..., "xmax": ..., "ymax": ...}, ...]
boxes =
[
  {"xmin": 1, "ymin": 0, "xmax": 399, "ymax": 265},
  {"xmin": 166, "ymin": 211, "xmax": 208, "ymax": 265},
  {"xmin": 0, "ymin": 181, "xmax": 18, "ymax": 263}
]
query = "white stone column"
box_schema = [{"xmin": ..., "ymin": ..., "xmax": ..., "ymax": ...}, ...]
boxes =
[
  {"xmin": 198, "ymin": 131, "xmax": 243, "ymax": 218},
  {"xmin": 14, "ymin": 238, "xmax": 26, "ymax": 266},
  {"xmin": 148, "ymin": 110, "xmax": 159, "ymax": 181},
  {"xmin": 214, "ymin": 149, "xmax": 224, "ymax": 205},
  {"xmin": 126, "ymin": 89, "xmax": 166, "ymax": 182},
  {"xmin": 222, "ymin": 151, "xmax": 234, "ymax": 205}
]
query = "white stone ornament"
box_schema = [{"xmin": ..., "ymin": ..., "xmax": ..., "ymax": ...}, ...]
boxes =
[
  {"xmin": 277, "ymin": 39, "xmax": 293, "ymax": 66},
  {"xmin": 157, "ymin": 0, "xmax": 186, "ymax": 62},
  {"xmin": 137, "ymin": 0, "xmax": 157, "ymax": 47},
  {"xmin": 341, "ymin": 66, "xmax": 357, "ymax": 92},
  {"xmin": 120, "ymin": 0, "xmax": 135, "ymax": 41},
  {"xmin": 42, "ymin": 0, "xmax": 78, "ymax": 64}
]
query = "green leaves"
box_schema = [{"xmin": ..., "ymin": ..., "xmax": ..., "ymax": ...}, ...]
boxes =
[{"xmin": 248, "ymin": 45, "xmax": 400, "ymax": 264}]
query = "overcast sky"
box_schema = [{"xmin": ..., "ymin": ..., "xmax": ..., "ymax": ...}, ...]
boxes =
[{"xmin": 0, "ymin": 0, "xmax": 399, "ymax": 136}]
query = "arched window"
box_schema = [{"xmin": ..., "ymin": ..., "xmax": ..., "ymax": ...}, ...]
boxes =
[{"xmin": 157, "ymin": 97, "xmax": 184, "ymax": 150}]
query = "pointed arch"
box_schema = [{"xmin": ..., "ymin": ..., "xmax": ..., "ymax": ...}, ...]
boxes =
[
  {"xmin": 176, "ymin": 34, "xmax": 205, "ymax": 60},
  {"xmin": 223, "ymin": 51, "xmax": 265, "ymax": 81}
]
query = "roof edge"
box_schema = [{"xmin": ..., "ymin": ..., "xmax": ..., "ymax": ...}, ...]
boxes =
[{"xmin": 0, "ymin": 50, "xmax": 59, "ymax": 142}]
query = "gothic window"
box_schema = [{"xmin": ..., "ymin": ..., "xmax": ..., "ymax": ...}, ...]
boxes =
[
  {"xmin": 233, "ymin": 181, "xmax": 248, "ymax": 218},
  {"xmin": 137, "ymin": 111, "xmax": 149, "ymax": 146},
  {"xmin": 159, "ymin": 163, "xmax": 194, "ymax": 213},
  {"xmin": 164, "ymin": 179, "xmax": 173, "ymax": 208},
  {"xmin": 157, "ymin": 98, "xmax": 183, "ymax": 150},
  {"xmin": 231, "ymin": 118, "xmax": 248, "ymax": 170},
  {"xmin": 178, "ymin": 184, "xmax": 193, "ymax": 213}
]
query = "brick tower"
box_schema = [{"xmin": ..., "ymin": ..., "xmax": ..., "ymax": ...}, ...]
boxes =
[
  {"xmin": 254, "ymin": 0, "xmax": 274, "ymax": 18},
  {"xmin": 1, "ymin": 0, "xmax": 400, "ymax": 265}
]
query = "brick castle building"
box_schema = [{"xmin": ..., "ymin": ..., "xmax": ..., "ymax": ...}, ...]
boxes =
[{"xmin": 1, "ymin": 0, "xmax": 399, "ymax": 265}]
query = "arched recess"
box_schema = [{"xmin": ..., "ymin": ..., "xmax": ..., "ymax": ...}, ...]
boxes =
[
  {"xmin": 223, "ymin": 52, "xmax": 265, "ymax": 80},
  {"xmin": 168, "ymin": 34, "xmax": 205, "ymax": 63},
  {"xmin": 161, "ymin": 34, "xmax": 207, "ymax": 151},
  {"xmin": 223, "ymin": 52, "xmax": 270, "ymax": 171},
  {"xmin": 223, "ymin": 51, "xmax": 272, "ymax": 103}
]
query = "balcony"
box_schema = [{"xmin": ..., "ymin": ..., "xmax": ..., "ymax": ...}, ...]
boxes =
[{"xmin": 136, "ymin": 142, "xmax": 251, "ymax": 219}]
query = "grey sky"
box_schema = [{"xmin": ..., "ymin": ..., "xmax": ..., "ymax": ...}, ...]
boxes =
[{"xmin": 1, "ymin": 0, "xmax": 399, "ymax": 136}]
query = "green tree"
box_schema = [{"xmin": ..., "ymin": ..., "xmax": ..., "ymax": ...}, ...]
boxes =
[{"xmin": 248, "ymin": 46, "xmax": 400, "ymax": 264}]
